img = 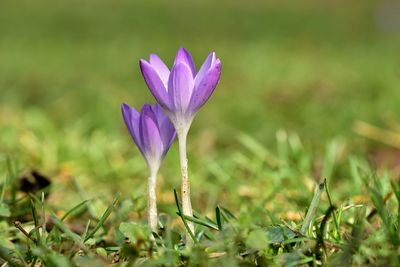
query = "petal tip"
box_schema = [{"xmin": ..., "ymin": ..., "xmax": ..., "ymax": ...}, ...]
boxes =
[
  {"xmin": 121, "ymin": 103, "xmax": 133, "ymax": 113},
  {"xmin": 141, "ymin": 103, "xmax": 152, "ymax": 112},
  {"xmin": 149, "ymin": 53, "xmax": 160, "ymax": 62},
  {"xmin": 177, "ymin": 47, "xmax": 188, "ymax": 53},
  {"xmin": 214, "ymin": 59, "xmax": 222, "ymax": 70},
  {"xmin": 139, "ymin": 59, "xmax": 151, "ymax": 69},
  {"xmin": 174, "ymin": 47, "xmax": 196, "ymax": 75}
]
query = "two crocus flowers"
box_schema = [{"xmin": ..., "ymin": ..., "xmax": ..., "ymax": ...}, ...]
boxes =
[{"xmin": 122, "ymin": 48, "xmax": 222, "ymax": 240}]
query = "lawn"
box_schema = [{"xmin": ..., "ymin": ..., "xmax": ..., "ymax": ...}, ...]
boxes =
[{"xmin": 1, "ymin": 0, "xmax": 400, "ymax": 266}]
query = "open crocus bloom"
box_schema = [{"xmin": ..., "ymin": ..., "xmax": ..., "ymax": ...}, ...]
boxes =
[
  {"xmin": 121, "ymin": 103, "xmax": 176, "ymax": 174},
  {"xmin": 139, "ymin": 48, "xmax": 222, "ymax": 131}
]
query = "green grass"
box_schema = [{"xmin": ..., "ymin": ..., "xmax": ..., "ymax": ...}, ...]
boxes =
[{"xmin": 1, "ymin": 0, "xmax": 400, "ymax": 265}]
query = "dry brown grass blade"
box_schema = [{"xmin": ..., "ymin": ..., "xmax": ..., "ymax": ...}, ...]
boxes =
[{"xmin": 353, "ymin": 121, "xmax": 400, "ymax": 149}]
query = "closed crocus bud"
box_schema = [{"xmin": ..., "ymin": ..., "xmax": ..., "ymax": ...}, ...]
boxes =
[
  {"xmin": 139, "ymin": 47, "xmax": 222, "ymax": 133},
  {"xmin": 121, "ymin": 103, "xmax": 176, "ymax": 233},
  {"xmin": 121, "ymin": 103, "xmax": 176, "ymax": 175}
]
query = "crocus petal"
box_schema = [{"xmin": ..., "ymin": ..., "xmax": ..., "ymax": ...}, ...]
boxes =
[
  {"xmin": 150, "ymin": 104, "xmax": 176, "ymax": 157},
  {"xmin": 149, "ymin": 54, "xmax": 170, "ymax": 86},
  {"xmin": 159, "ymin": 117, "xmax": 176, "ymax": 156},
  {"xmin": 121, "ymin": 103, "xmax": 143, "ymax": 154},
  {"xmin": 160, "ymin": 121, "xmax": 176, "ymax": 154},
  {"xmin": 174, "ymin": 47, "xmax": 196, "ymax": 77},
  {"xmin": 140, "ymin": 59, "xmax": 172, "ymax": 110},
  {"xmin": 189, "ymin": 59, "xmax": 221, "ymax": 113},
  {"xmin": 194, "ymin": 52, "xmax": 216, "ymax": 89},
  {"xmin": 139, "ymin": 104, "xmax": 163, "ymax": 164},
  {"xmin": 150, "ymin": 103, "xmax": 165, "ymax": 124},
  {"xmin": 168, "ymin": 62, "xmax": 195, "ymax": 113},
  {"xmin": 150, "ymin": 103, "xmax": 169, "ymax": 131}
]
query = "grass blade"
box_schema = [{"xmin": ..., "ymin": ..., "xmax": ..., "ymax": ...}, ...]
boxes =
[
  {"xmin": 300, "ymin": 180, "xmax": 325, "ymax": 235},
  {"xmin": 14, "ymin": 221, "xmax": 37, "ymax": 244},
  {"xmin": 30, "ymin": 198, "xmax": 41, "ymax": 243},
  {"xmin": 0, "ymin": 245, "xmax": 26, "ymax": 267},
  {"xmin": 220, "ymin": 207, "xmax": 237, "ymax": 220},
  {"xmin": 81, "ymin": 219, "xmax": 91, "ymax": 240},
  {"xmin": 316, "ymin": 205, "xmax": 335, "ymax": 260},
  {"xmin": 61, "ymin": 200, "xmax": 90, "ymax": 221},
  {"xmin": 173, "ymin": 189, "xmax": 198, "ymax": 245},
  {"xmin": 41, "ymin": 192, "xmax": 46, "ymax": 245},
  {"xmin": 176, "ymin": 213, "xmax": 219, "ymax": 230},
  {"xmin": 324, "ymin": 178, "xmax": 340, "ymax": 239},
  {"xmin": 84, "ymin": 194, "xmax": 119, "ymax": 242},
  {"xmin": 216, "ymin": 206, "xmax": 222, "ymax": 231},
  {"xmin": 51, "ymin": 215, "xmax": 83, "ymax": 244}
]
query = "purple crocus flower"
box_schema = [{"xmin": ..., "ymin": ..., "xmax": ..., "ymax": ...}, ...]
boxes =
[
  {"xmin": 139, "ymin": 47, "xmax": 222, "ymax": 131},
  {"xmin": 121, "ymin": 103, "xmax": 176, "ymax": 175},
  {"xmin": 121, "ymin": 102, "xmax": 175, "ymax": 232}
]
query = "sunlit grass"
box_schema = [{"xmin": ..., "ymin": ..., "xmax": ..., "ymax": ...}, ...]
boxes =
[{"xmin": 1, "ymin": 0, "xmax": 400, "ymax": 265}]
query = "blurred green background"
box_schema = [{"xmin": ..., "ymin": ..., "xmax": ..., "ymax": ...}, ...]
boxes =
[{"xmin": 1, "ymin": 0, "xmax": 400, "ymax": 211}]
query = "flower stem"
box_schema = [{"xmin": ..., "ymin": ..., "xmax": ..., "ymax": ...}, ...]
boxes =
[
  {"xmin": 148, "ymin": 172, "xmax": 158, "ymax": 233},
  {"xmin": 177, "ymin": 130, "xmax": 194, "ymax": 243}
]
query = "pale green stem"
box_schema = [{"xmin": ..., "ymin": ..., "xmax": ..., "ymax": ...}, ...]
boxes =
[
  {"xmin": 148, "ymin": 171, "xmax": 158, "ymax": 233},
  {"xmin": 177, "ymin": 129, "xmax": 194, "ymax": 244}
]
